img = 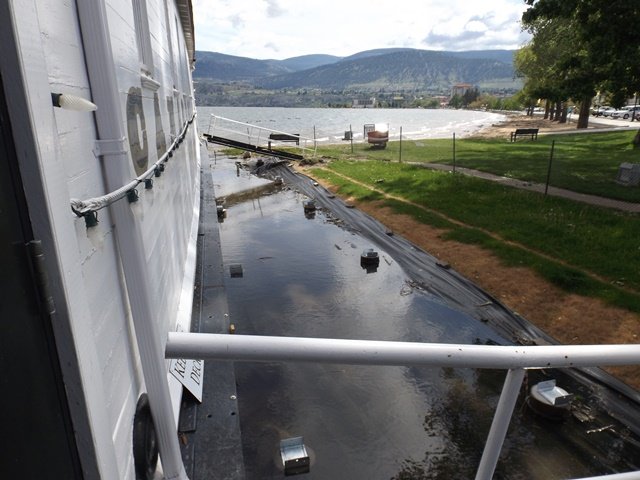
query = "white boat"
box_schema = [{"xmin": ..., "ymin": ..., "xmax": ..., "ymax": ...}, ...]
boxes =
[{"xmin": 1, "ymin": 1, "xmax": 200, "ymax": 478}]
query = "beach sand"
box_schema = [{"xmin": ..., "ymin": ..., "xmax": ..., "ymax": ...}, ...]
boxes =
[{"xmin": 471, "ymin": 112, "xmax": 596, "ymax": 139}]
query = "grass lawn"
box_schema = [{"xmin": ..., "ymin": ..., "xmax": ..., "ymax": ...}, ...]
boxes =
[
  {"xmin": 315, "ymin": 131, "xmax": 640, "ymax": 203},
  {"xmin": 309, "ymin": 160, "xmax": 640, "ymax": 312}
]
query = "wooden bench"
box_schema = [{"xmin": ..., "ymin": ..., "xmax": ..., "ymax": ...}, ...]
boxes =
[
  {"xmin": 268, "ymin": 133, "xmax": 300, "ymax": 149},
  {"xmin": 510, "ymin": 128, "xmax": 539, "ymax": 142}
]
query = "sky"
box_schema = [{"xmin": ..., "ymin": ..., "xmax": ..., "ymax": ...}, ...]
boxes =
[{"xmin": 192, "ymin": 0, "xmax": 532, "ymax": 60}]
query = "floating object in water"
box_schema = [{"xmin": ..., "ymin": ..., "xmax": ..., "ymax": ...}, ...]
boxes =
[
  {"xmin": 280, "ymin": 437, "xmax": 310, "ymax": 476},
  {"xmin": 229, "ymin": 264, "xmax": 243, "ymax": 278},
  {"xmin": 361, "ymin": 248, "xmax": 380, "ymax": 264},
  {"xmin": 303, "ymin": 199, "xmax": 317, "ymax": 212},
  {"xmin": 526, "ymin": 379, "xmax": 573, "ymax": 421},
  {"xmin": 360, "ymin": 249, "xmax": 380, "ymax": 273}
]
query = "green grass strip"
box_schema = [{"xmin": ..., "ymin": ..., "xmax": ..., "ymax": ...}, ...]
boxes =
[
  {"xmin": 310, "ymin": 163, "xmax": 640, "ymax": 313},
  {"xmin": 316, "ymin": 130, "xmax": 640, "ymax": 203}
]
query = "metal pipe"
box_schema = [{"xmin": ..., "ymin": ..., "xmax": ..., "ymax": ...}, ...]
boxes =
[
  {"xmin": 571, "ymin": 472, "xmax": 640, "ymax": 480},
  {"xmin": 165, "ymin": 333, "xmax": 640, "ymax": 369},
  {"xmin": 475, "ymin": 368, "xmax": 525, "ymax": 480},
  {"xmin": 76, "ymin": 1, "xmax": 187, "ymax": 478}
]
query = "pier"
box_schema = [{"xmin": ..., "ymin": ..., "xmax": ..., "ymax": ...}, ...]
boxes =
[{"xmin": 203, "ymin": 114, "xmax": 316, "ymax": 160}]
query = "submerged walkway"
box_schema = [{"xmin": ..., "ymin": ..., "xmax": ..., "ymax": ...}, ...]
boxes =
[{"xmin": 414, "ymin": 163, "xmax": 640, "ymax": 213}]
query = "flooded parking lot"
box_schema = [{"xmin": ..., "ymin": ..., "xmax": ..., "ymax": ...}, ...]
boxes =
[{"xmin": 212, "ymin": 155, "xmax": 640, "ymax": 479}]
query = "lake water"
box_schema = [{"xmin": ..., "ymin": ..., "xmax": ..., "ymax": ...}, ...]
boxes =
[
  {"xmin": 212, "ymin": 155, "xmax": 639, "ymax": 479},
  {"xmin": 196, "ymin": 106, "xmax": 505, "ymax": 144}
]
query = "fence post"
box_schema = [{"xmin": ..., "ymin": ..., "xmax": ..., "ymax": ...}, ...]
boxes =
[
  {"xmin": 545, "ymin": 140, "xmax": 556, "ymax": 196},
  {"xmin": 350, "ymin": 124, "xmax": 353, "ymax": 154},
  {"xmin": 453, "ymin": 132, "xmax": 456, "ymax": 173},
  {"xmin": 399, "ymin": 126, "xmax": 403, "ymax": 163}
]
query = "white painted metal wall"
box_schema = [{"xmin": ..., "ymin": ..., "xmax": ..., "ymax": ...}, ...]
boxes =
[{"xmin": 6, "ymin": 0, "xmax": 199, "ymax": 477}]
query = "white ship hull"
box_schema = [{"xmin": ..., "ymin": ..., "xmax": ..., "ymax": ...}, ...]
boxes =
[{"xmin": 1, "ymin": 0, "xmax": 200, "ymax": 478}]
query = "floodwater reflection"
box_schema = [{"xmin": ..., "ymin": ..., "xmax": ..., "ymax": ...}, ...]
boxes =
[{"xmin": 217, "ymin": 178, "xmax": 639, "ymax": 479}]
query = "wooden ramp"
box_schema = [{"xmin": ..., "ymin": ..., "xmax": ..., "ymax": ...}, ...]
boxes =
[{"xmin": 203, "ymin": 133, "xmax": 303, "ymax": 160}]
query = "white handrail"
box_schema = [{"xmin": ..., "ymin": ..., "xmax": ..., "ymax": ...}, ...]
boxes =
[
  {"xmin": 165, "ymin": 333, "xmax": 640, "ymax": 368},
  {"xmin": 207, "ymin": 114, "xmax": 317, "ymax": 156},
  {"xmin": 166, "ymin": 333, "xmax": 640, "ymax": 480},
  {"xmin": 208, "ymin": 114, "xmax": 313, "ymax": 142}
]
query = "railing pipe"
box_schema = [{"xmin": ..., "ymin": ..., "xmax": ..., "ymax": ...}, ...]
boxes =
[
  {"xmin": 571, "ymin": 472, "xmax": 640, "ymax": 479},
  {"xmin": 165, "ymin": 333, "xmax": 640, "ymax": 369},
  {"xmin": 475, "ymin": 368, "xmax": 525, "ymax": 480}
]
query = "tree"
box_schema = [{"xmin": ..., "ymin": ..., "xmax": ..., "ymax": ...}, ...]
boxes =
[{"xmin": 522, "ymin": 0, "xmax": 640, "ymax": 128}]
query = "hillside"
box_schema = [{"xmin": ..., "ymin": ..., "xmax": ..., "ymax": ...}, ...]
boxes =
[
  {"xmin": 194, "ymin": 48, "xmax": 517, "ymax": 90},
  {"xmin": 254, "ymin": 49, "xmax": 516, "ymax": 91},
  {"xmin": 193, "ymin": 51, "xmax": 342, "ymax": 81}
]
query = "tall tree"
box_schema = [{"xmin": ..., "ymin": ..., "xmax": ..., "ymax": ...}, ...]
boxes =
[{"xmin": 522, "ymin": 0, "xmax": 640, "ymax": 128}]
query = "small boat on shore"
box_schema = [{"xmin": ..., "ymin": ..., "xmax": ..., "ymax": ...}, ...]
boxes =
[{"xmin": 364, "ymin": 123, "xmax": 389, "ymax": 149}]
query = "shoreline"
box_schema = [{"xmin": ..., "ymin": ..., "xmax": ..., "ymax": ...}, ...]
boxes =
[{"xmin": 472, "ymin": 111, "xmax": 639, "ymax": 139}]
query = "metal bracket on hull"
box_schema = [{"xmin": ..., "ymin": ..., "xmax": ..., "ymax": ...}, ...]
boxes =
[{"xmin": 93, "ymin": 137, "xmax": 128, "ymax": 158}]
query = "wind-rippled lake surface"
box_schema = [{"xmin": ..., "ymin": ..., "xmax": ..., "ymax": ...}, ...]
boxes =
[
  {"xmin": 197, "ymin": 106, "xmax": 505, "ymax": 144},
  {"xmin": 215, "ymin": 167, "xmax": 635, "ymax": 479}
]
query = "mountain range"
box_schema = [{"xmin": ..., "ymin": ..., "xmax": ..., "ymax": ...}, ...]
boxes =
[{"xmin": 193, "ymin": 48, "xmax": 519, "ymax": 92}]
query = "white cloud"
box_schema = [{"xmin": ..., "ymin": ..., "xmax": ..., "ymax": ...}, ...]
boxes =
[
  {"xmin": 192, "ymin": 0, "xmax": 531, "ymax": 59},
  {"xmin": 264, "ymin": 0, "xmax": 285, "ymax": 17}
]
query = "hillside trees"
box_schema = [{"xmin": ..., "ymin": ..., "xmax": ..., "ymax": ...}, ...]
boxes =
[{"xmin": 521, "ymin": 0, "xmax": 640, "ymax": 128}]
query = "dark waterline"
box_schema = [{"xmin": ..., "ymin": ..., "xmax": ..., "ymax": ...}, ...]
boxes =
[{"xmin": 216, "ymin": 163, "xmax": 639, "ymax": 479}]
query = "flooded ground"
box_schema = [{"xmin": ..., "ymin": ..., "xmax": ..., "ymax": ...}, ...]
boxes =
[{"xmin": 212, "ymin": 154, "xmax": 640, "ymax": 479}]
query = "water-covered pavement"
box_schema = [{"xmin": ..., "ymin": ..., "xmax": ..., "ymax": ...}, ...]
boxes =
[{"xmin": 192, "ymin": 151, "xmax": 640, "ymax": 479}]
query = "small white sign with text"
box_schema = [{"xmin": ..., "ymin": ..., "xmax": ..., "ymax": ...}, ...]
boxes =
[{"xmin": 169, "ymin": 326, "xmax": 204, "ymax": 402}]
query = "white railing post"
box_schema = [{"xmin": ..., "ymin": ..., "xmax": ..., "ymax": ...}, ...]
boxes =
[{"xmin": 475, "ymin": 368, "xmax": 525, "ymax": 480}]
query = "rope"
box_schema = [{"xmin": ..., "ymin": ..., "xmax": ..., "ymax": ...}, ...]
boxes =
[{"xmin": 70, "ymin": 113, "xmax": 196, "ymax": 217}]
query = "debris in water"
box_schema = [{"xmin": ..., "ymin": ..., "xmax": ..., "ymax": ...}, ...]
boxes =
[
  {"xmin": 229, "ymin": 264, "xmax": 243, "ymax": 278},
  {"xmin": 587, "ymin": 425, "xmax": 614, "ymax": 434},
  {"xmin": 280, "ymin": 437, "xmax": 310, "ymax": 476},
  {"xmin": 303, "ymin": 199, "xmax": 317, "ymax": 212}
]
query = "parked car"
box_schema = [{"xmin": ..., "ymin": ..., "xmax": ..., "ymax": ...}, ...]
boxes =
[
  {"xmin": 611, "ymin": 106, "xmax": 640, "ymax": 120},
  {"xmin": 592, "ymin": 106, "xmax": 615, "ymax": 117}
]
